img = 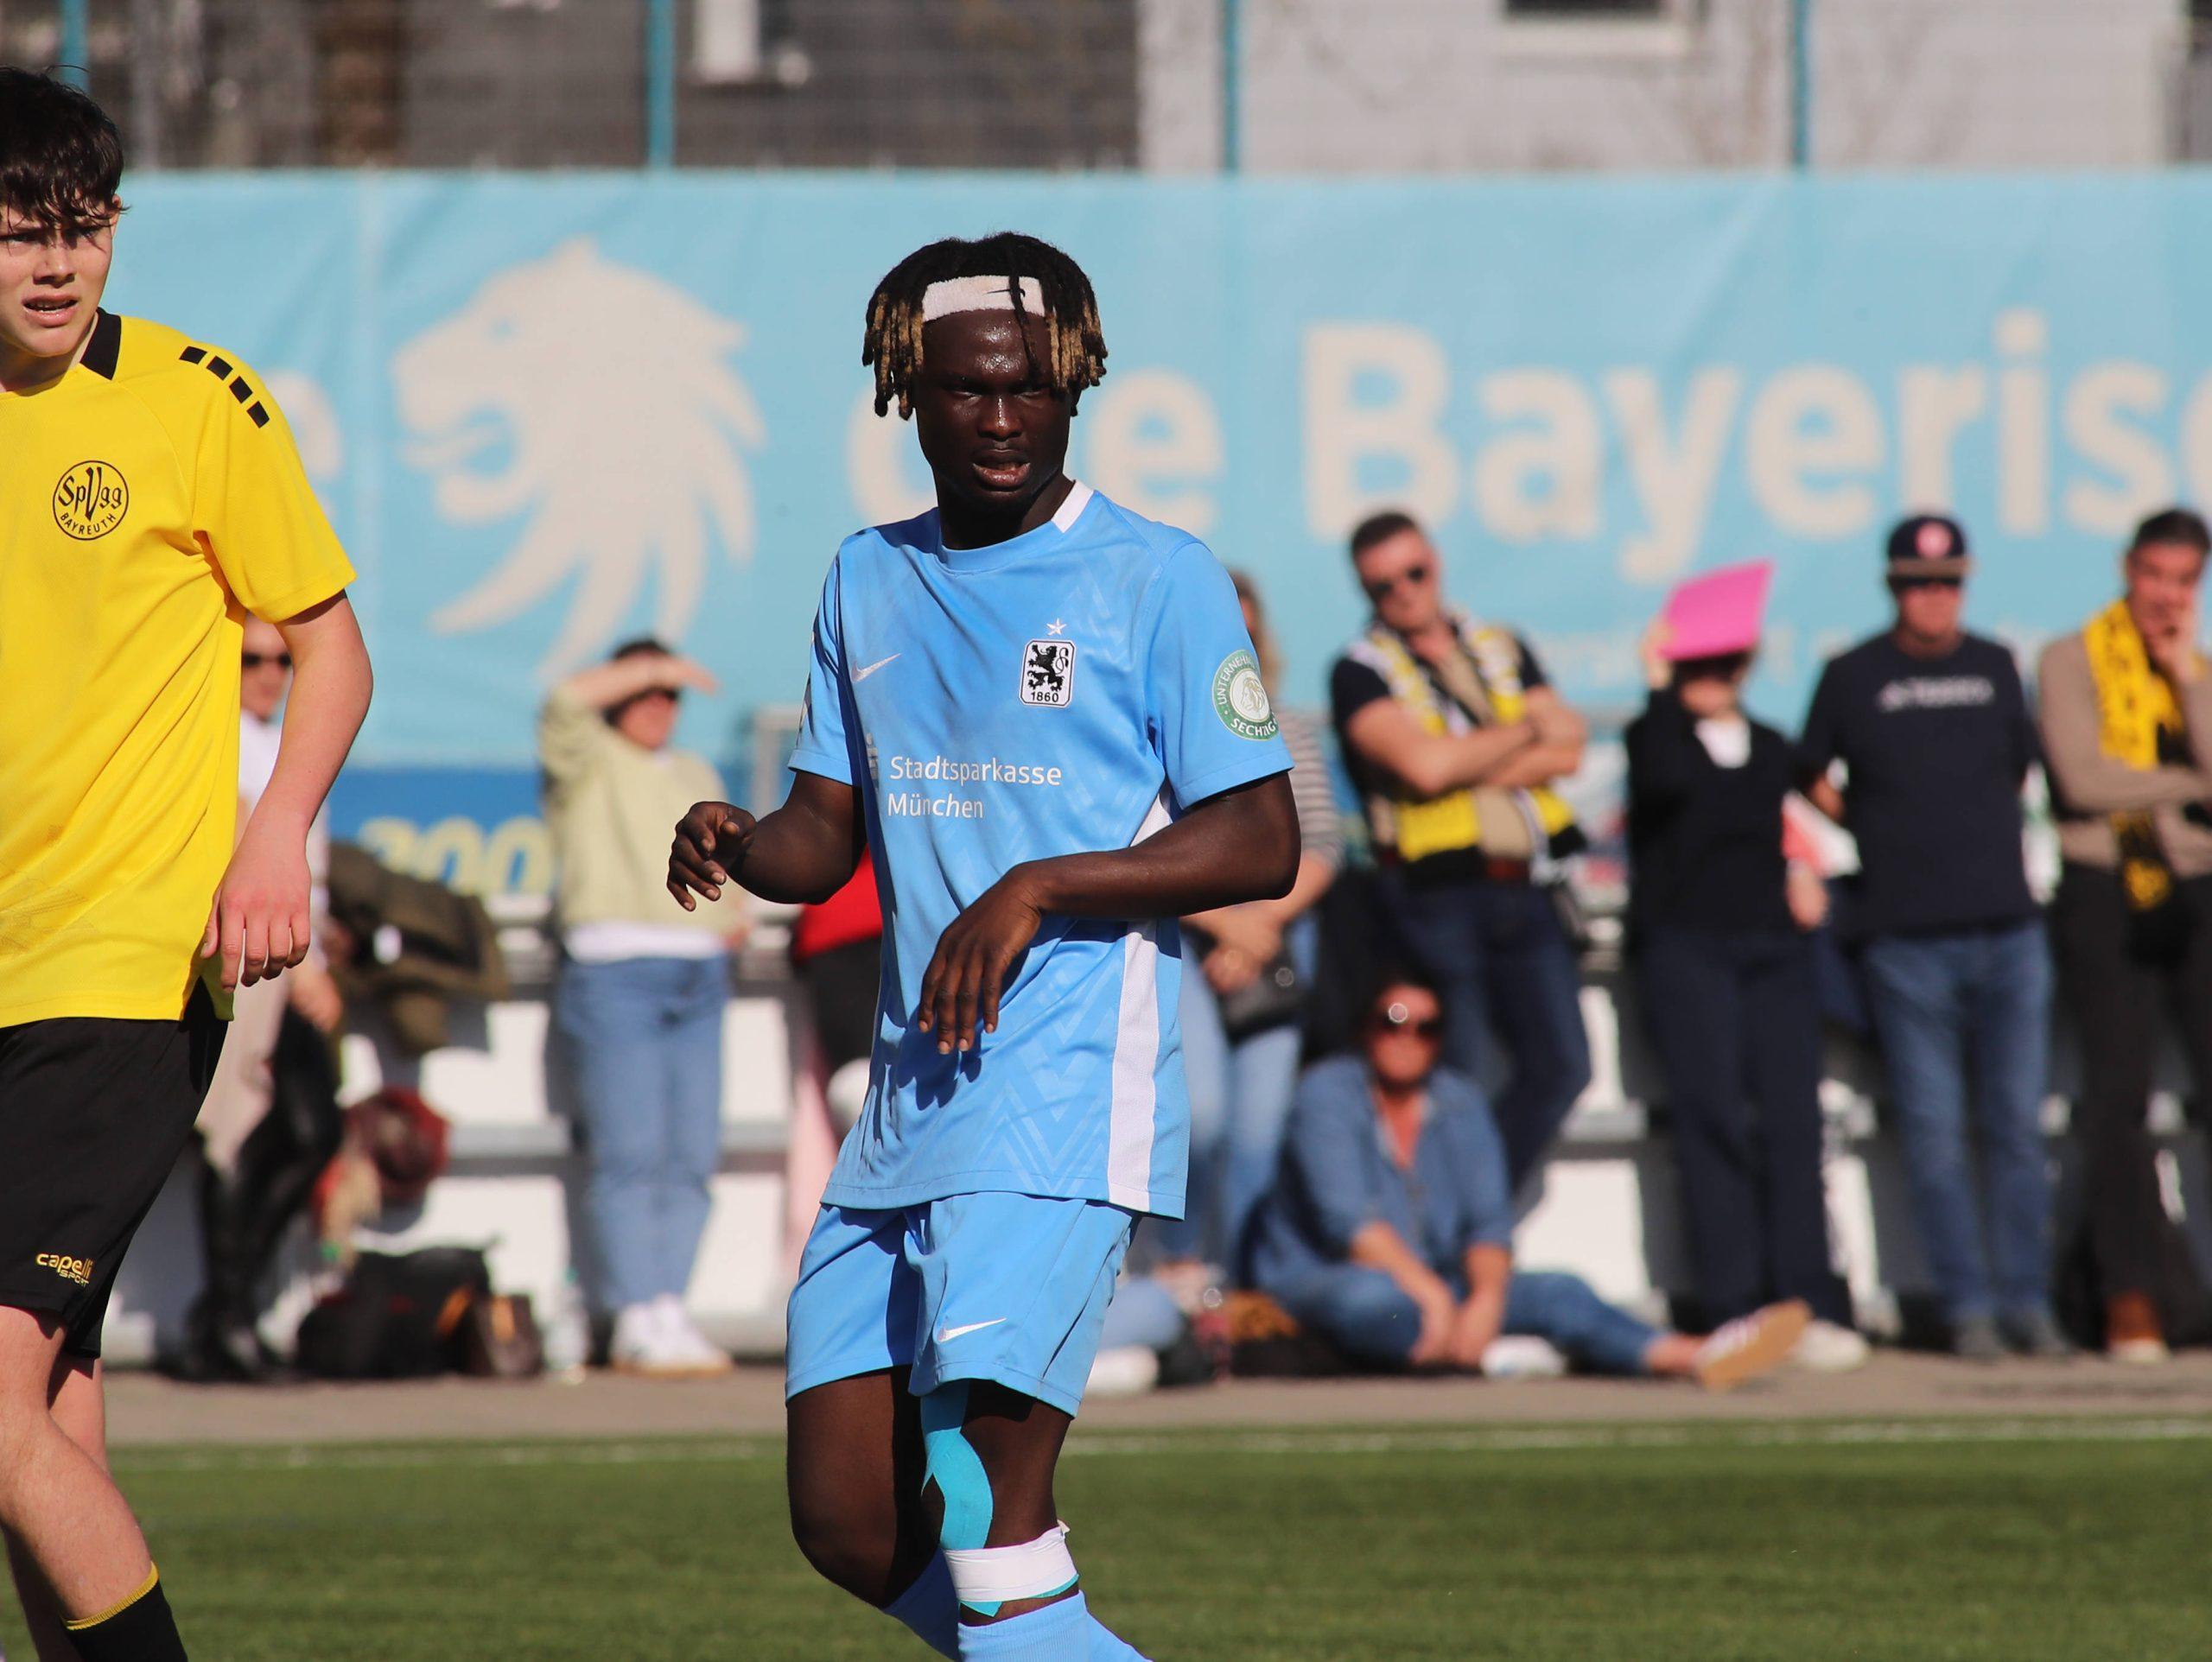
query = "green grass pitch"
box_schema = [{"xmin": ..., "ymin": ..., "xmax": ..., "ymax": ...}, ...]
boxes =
[{"xmin": 7, "ymin": 1422, "xmax": 2209, "ymax": 1659}]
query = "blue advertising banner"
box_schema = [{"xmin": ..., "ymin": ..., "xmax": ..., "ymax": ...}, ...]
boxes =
[{"xmin": 103, "ymin": 172, "xmax": 2212, "ymax": 891}]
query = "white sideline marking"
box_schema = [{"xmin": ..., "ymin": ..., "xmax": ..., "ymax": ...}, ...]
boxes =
[{"xmin": 113, "ymin": 1418, "xmax": 2212, "ymax": 1476}]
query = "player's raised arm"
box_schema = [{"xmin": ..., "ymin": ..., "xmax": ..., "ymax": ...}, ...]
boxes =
[{"xmin": 668, "ymin": 771, "xmax": 865, "ymax": 910}]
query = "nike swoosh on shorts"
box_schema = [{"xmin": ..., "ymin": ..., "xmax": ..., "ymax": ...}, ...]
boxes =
[
  {"xmin": 937, "ymin": 1318, "xmax": 1007, "ymax": 1342},
  {"xmin": 853, "ymin": 654, "xmax": 900, "ymax": 682}
]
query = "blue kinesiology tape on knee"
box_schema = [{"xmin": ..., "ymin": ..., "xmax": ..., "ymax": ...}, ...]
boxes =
[{"xmin": 918, "ymin": 1382, "xmax": 1002, "ymax": 1614}]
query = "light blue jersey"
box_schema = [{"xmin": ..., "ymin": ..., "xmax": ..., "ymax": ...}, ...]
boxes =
[{"xmin": 788, "ymin": 482, "xmax": 1293, "ymax": 1217}]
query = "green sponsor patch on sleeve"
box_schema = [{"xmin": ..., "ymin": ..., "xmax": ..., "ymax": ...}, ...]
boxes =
[{"xmin": 1212, "ymin": 649, "xmax": 1280, "ymax": 741}]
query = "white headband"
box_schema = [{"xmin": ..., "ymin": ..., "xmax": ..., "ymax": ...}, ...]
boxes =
[{"xmin": 921, "ymin": 275, "xmax": 1046, "ymax": 322}]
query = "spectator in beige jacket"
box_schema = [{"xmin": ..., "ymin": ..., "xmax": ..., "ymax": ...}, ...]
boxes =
[
  {"xmin": 2038, "ymin": 507, "xmax": 2212, "ymax": 1364},
  {"xmin": 543, "ymin": 638, "xmax": 737, "ymax": 1376}
]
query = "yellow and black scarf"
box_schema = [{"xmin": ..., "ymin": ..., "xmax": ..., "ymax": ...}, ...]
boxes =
[
  {"xmin": 1348, "ymin": 616, "xmax": 1578, "ymax": 866},
  {"xmin": 2085, "ymin": 599, "xmax": 2185, "ymax": 914}
]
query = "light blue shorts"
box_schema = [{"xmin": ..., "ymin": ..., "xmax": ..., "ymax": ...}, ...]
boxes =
[{"xmin": 784, "ymin": 1192, "xmax": 1136, "ymax": 1417}]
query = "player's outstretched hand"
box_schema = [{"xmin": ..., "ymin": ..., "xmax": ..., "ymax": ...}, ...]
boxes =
[
  {"xmin": 916, "ymin": 871, "xmax": 1045, "ymax": 1055},
  {"xmin": 668, "ymin": 801, "xmax": 757, "ymax": 910},
  {"xmin": 200, "ymin": 820, "xmax": 313, "ymax": 992}
]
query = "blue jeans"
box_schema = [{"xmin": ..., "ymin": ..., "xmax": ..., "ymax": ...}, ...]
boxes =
[
  {"xmin": 1096, "ymin": 1274, "xmax": 1188, "ymax": 1353},
  {"xmin": 1157, "ymin": 917, "xmax": 1316, "ymax": 1272},
  {"xmin": 1376, "ymin": 873, "xmax": 1592, "ymax": 1188},
  {"xmin": 555, "ymin": 955, "xmax": 728, "ymax": 1310},
  {"xmin": 1271, "ymin": 1264, "xmax": 1658, "ymax": 1374},
  {"xmin": 1860, "ymin": 920, "xmax": 2055, "ymax": 1327}
]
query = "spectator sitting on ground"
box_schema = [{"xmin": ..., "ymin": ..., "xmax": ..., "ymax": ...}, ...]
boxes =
[
  {"xmin": 791, "ymin": 847, "xmax": 884, "ymax": 1133},
  {"xmin": 180, "ymin": 617, "xmax": 347, "ymax": 1382},
  {"xmin": 1248, "ymin": 967, "xmax": 1810, "ymax": 1389}
]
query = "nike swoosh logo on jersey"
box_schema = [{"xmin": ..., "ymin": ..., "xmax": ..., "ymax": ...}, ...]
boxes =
[
  {"xmin": 937, "ymin": 1318, "xmax": 1007, "ymax": 1342},
  {"xmin": 853, "ymin": 654, "xmax": 900, "ymax": 682}
]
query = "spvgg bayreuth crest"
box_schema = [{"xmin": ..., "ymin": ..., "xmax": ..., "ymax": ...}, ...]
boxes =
[
  {"xmin": 1020, "ymin": 638, "xmax": 1076, "ymax": 707},
  {"xmin": 53, "ymin": 460, "xmax": 129, "ymax": 541}
]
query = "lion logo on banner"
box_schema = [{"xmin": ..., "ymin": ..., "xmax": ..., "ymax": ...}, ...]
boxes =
[{"xmin": 393, "ymin": 238, "xmax": 765, "ymax": 673}]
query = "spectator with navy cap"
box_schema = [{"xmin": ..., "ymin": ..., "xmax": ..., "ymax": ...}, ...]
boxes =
[{"xmin": 1796, "ymin": 515, "xmax": 2065, "ymax": 1361}]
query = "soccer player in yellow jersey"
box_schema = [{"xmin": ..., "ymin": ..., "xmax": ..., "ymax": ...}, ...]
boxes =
[{"xmin": 0, "ymin": 71, "xmax": 372, "ymax": 1661}]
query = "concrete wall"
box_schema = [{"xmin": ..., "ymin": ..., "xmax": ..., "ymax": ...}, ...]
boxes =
[{"xmin": 1145, "ymin": 0, "xmax": 2187, "ymax": 172}]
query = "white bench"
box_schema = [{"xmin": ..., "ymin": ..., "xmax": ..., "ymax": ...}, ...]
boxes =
[{"xmin": 101, "ymin": 944, "xmax": 2212, "ymax": 1366}]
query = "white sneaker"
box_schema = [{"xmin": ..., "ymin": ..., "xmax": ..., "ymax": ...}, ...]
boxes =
[
  {"xmin": 1694, "ymin": 1299, "xmax": 1810, "ymax": 1392},
  {"xmin": 609, "ymin": 1302, "xmax": 663, "ymax": 1371},
  {"xmin": 2110, "ymin": 1336, "xmax": 2171, "ymax": 1367},
  {"xmin": 645, "ymin": 1294, "xmax": 734, "ymax": 1376},
  {"xmin": 1791, "ymin": 1319, "xmax": 1872, "ymax": 1373},
  {"xmin": 1480, "ymin": 1335, "xmax": 1569, "ymax": 1380},
  {"xmin": 609, "ymin": 1296, "xmax": 731, "ymax": 1378},
  {"xmin": 1085, "ymin": 1345, "xmax": 1160, "ymax": 1397}
]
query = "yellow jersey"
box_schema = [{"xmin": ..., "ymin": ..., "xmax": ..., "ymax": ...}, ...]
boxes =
[{"xmin": 0, "ymin": 310, "xmax": 356, "ymax": 1027}]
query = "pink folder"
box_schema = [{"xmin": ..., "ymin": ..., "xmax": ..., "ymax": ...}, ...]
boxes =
[{"xmin": 1659, "ymin": 560, "xmax": 1774, "ymax": 661}]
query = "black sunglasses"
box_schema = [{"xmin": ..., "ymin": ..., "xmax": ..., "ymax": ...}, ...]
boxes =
[
  {"xmin": 1368, "ymin": 1002, "xmax": 1445, "ymax": 1041},
  {"xmin": 1889, "ymin": 574, "xmax": 1963, "ymax": 593},
  {"xmin": 241, "ymin": 651, "xmax": 293, "ymax": 670},
  {"xmin": 1362, "ymin": 563, "xmax": 1434, "ymax": 602}
]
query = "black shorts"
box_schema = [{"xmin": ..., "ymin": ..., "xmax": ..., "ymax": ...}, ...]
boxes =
[{"xmin": 0, "ymin": 984, "xmax": 225, "ymax": 1357}]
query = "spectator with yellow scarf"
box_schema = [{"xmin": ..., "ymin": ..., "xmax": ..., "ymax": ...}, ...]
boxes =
[
  {"xmin": 2038, "ymin": 507, "xmax": 2212, "ymax": 1364},
  {"xmin": 1330, "ymin": 511, "xmax": 1592, "ymax": 1190}
]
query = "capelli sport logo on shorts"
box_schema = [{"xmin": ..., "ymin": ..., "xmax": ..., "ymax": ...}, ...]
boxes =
[
  {"xmin": 52, "ymin": 460, "xmax": 130, "ymax": 540},
  {"xmin": 35, "ymin": 1253, "xmax": 93, "ymax": 1287}
]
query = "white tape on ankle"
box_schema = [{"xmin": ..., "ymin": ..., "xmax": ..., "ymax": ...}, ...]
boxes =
[{"xmin": 943, "ymin": 1522, "xmax": 1078, "ymax": 1607}]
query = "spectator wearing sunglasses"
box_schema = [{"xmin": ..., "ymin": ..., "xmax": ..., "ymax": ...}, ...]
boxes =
[
  {"xmin": 1796, "ymin": 516, "xmax": 2064, "ymax": 1362},
  {"xmin": 1249, "ymin": 967, "xmax": 1808, "ymax": 1387},
  {"xmin": 1329, "ymin": 511, "xmax": 1592, "ymax": 1192},
  {"xmin": 2037, "ymin": 507, "xmax": 2212, "ymax": 1363},
  {"xmin": 1626, "ymin": 592, "xmax": 1863, "ymax": 1373},
  {"xmin": 181, "ymin": 618, "xmax": 347, "ymax": 1380},
  {"xmin": 542, "ymin": 638, "xmax": 738, "ymax": 1376}
]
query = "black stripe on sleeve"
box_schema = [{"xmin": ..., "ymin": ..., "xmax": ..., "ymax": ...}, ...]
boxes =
[
  {"xmin": 206, "ymin": 355, "xmax": 233, "ymax": 380},
  {"xmin": 179, "ymin": 344, "xmax": 207, "ymax": 365},
  {"xmin": 245, "ymin": 403, "xmax": 270, "ymax": 428},
  {"xmin": 228, "ymin": 376, "xmax": 254, "ymax": 404}
]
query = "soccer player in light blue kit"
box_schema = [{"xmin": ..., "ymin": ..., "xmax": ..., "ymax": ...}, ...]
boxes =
[{"xmin": 669, "ymin": 235, "xmax": 1298, "ymax": 1658}]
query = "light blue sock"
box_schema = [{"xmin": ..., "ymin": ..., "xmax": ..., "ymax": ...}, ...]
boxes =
[
  {"xmin": 882, "ymin": 1551, "xmax": 960, "ymax": 1658},
  {"xmin": 956, "ymin": 1591, "xmax": 1090, "ymax": 1659},
  {"xmin": 1084, "ymin": 1609, "xmax": 1150, "ymax": 1659},
  {"xmin": 953, "ymin": 1593, "xmax": 1151, "ymax": 1661}
]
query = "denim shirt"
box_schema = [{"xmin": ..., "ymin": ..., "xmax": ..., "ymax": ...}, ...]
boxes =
[{"xmin": 1250, "ymin": 1056, "xmax": 1513, "ymax": 1293}]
